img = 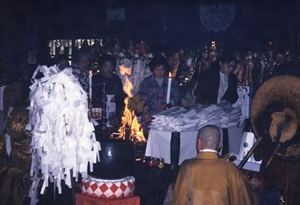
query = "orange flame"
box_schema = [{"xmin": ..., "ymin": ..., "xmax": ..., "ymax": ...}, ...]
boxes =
[
  {"xmin": 119, "ymin": 65, "xmax": 132, "ymax": 76},
  {"xmin": 117, "ymin": 66, "xmax": 146, "ymax": 142}
]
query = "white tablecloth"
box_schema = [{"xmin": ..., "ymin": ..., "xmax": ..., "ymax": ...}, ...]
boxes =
[
  {"xmin": 145, "ymin": 129, "xmax": 198, "ymax": 165},
  {"xmin": 145, "ymin": 126, "xmax": 244, "ymax": 165}
]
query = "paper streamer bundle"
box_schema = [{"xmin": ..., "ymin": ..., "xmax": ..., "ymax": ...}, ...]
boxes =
[
  {"xmin": 26, "ymin": 65, "xmax": 100, "ymax": 204},
  {"xmin": 150, "ymin": 103, "xmax": 243, "ymax": 132}
]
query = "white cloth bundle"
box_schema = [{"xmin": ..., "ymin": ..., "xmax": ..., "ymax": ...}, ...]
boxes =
[
  {"xmin": 150, "ymin": 103, "xmax": 242, "ymax": 132},
  {"xmin": 27, "ymin": 66, "xmax": 100, "ymax": 205}
]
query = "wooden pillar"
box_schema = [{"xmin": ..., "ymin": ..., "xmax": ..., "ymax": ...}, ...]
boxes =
[{"xmin": 284, "ymin": 162, "xmax": 295, "ymax": 204}]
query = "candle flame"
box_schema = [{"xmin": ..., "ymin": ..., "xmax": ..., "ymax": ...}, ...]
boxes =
[{"xmin": 169, "ymin": 72, "xmax": 172, "ymax": 78}]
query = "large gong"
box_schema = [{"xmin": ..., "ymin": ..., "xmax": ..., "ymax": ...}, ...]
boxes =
[{"xmin": 251, "ymin": 74, "xmax": 300, "ymax": 160}]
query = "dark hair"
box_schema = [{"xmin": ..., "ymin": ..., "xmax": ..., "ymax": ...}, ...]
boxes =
[
  {"xmin": 56, "ymin": 54, "xmax": 68, "ymax": 64},
  {"xmin": 76, "ymin": 51, "xmax": 90, "ymax": 62},
  {"xmin": 98, "ymin": 54, "xmax": 116, "ymax": 69},
  {"xmin": 218, "ymin": 52, "xmax": 237, "ymax": 64},
  {"xmin": 149, "ymin": 55, "xmax": 170, "ymax": 73}
]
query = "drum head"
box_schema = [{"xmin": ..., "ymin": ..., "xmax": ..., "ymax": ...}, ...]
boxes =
[{"xmin": 251, "ymin": 74, "xmax": 300, "ymax": 160}]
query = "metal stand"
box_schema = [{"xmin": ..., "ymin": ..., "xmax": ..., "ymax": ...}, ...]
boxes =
[
  {"xmin": 170, "ymin": 132, "xmax": 180, "ymax": 170},
  {"xmin": 166, "ymin": 103, "xmax": 172, "ymax": 109},
  {"xmin": 101, "ymin": 83, "xmax": 106, "ymax": 138},
  {"xmin": 238, "ymin": 137, "xmax": 262, "ymax": 169}
]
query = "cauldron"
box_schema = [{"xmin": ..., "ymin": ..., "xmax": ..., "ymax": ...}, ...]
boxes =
[{"xmin": 88, "ymin": 139, "xmax": 136, "ymax": 179}]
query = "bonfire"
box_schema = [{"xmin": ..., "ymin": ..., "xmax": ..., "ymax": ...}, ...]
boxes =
[{"xmin": 117, "ymin": 65, "xmax": 146, "ymax": 142}]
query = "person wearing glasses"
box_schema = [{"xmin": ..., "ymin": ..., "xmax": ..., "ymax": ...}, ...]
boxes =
[{"xmin": 195, "ymin": 52, "xmax": 238, "ymax": 105}]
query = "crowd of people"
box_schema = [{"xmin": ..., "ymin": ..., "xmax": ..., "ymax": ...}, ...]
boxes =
[
  {"xmin": 0, "ymin": 41, "xmax": 273, "ymax": 205},
  {"xmin": 0, "ymin": 47, "xmax": 242, "ymax": 139}
]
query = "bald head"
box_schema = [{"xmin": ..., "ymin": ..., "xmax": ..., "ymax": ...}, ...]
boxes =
[{"xmin": 197, "ymin": 125, "xmax": 221, "ymax": 151}]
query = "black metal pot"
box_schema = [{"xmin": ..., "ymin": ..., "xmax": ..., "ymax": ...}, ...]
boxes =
[{"xmin": 88, "ymin": 139, "xmax": 136, "ymax": 179}]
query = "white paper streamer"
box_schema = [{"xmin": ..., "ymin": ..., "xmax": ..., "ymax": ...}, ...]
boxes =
[
  {"xmin": 27, "ymin": 66, "xmax": 101, "ymax": 204},
  {"xmin": 116, "ymin": 54, "xmax": 152, "ymax": 95}
]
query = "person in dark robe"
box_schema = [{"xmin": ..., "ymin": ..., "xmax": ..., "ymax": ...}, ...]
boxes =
[
  {"xmin": 171, "ymin": 125, "xmax": 260, "ymax": 205},
  {"xmin": 16, "ymin": 60, "xmax": 34, "ymax": 101},
  {"xmin": 92, "ymin": 54, "xmax": 125, "ymax": 130},
  {"xmin": 72, "ymin": 51, "xmax": 90, "ymax": 95},
  {"xmin": 195, "ymin": 52, "xmax": 238, "ymax": 105},
  {"xmin": 55, "ymin": 54, "xmax": 69, "ymax": 71}
]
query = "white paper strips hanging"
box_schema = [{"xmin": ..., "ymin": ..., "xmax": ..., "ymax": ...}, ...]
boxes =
[{"xmin": 27, "ymin": 65, "xmax": 100, "ymax": 205}]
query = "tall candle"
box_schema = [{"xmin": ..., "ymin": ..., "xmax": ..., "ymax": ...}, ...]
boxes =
[
  {"xmin": 166, "ymin": 72, "xmax": 172, "ymax": 104},
  {"xmin": 89, "ymin": 70, "xmax": 92, "ymax": 99}
]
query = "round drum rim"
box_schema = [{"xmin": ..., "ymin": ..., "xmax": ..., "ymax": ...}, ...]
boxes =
[{"xmin": 251, "ymin": 74, "xmax": 300, "ymax": 160}]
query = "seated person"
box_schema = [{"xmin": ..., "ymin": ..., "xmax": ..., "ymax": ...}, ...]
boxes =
[
  {"xmin": 171, "ymin": 125, "xmax": 260, "ymax": 205},
  {"xmin": 92, "ymin": 54, "xmax": 125, "ymax": 126},
  {"xmin": 195, "ymin": 52, "xmax": 238, "ymax": 105},
  {"xmin": 16, "ymin": 60, "xmax": 34, "ymax": 101},
  {"xmin": 139, "ymin": 56, "xmax": 181, "ymax": 136},
  {"xmin": 55, "ymin": 54, "xmax": 69, "ymax": 71},
  {"xmin": 72, "ymin": 51, "xmax": 90, "ymax": 95}
]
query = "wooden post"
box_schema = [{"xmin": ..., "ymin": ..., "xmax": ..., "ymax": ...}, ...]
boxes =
[
  {"xmin": 71, "ymin": 169, "xmax": 76, "ymax": 205},
  {"xmin": 284, "ymin": 162, "xmax": 295, "ymax": 204}
]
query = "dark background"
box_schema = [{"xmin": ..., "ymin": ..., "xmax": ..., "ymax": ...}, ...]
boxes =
[{"xmin": 0, "ymin": 0, "xmax": 300, "ymax": 65}]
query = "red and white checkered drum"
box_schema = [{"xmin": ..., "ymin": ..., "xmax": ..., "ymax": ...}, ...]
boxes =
[{"xmin": 81, "ymin": 176, "xmax": 135, "ymax": 199}]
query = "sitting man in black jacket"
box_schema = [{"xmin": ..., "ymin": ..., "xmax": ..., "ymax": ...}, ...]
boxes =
[{"xmin": 195, "ymin": 52, "xmax": 238, "ymax": 105}]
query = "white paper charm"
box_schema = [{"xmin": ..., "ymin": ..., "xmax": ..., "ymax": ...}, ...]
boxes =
[{"xmin": 27, "ymin": 66, "xmax": 101, "ymax": 204}]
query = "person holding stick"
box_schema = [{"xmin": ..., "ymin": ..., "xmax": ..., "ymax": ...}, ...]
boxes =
[{"xmin": 171, "ymin": 125, "xmax": 260, "ymax": 205}]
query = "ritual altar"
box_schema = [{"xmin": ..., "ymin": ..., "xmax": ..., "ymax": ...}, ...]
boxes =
[
  {"xmin": 145, "ymin": 126, "xmax": 244, "ymax": 165},
  {"xmin": 145, "ymin": 104, "xmax": 246, "ymax": 165}
]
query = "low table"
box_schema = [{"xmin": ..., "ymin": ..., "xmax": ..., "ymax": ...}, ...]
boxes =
[{"xmin": 145, "ymin": 126, "xmax": 244, "ymax": 165}]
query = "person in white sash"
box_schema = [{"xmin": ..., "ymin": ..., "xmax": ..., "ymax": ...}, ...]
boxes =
[{"xmin": 171, "ymin": 125, "xmax": 260, "ymax": 205}]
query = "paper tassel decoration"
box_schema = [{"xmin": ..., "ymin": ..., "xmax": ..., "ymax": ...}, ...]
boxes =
[{"xmin": 27, "ymin": 65, "xmax": 100, "ymax": 205}]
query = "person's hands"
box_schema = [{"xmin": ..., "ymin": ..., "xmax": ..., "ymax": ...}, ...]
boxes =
[
  {"xmin": 195, "ymin": 93, "xmax": 209, "ymax": 105},
  {"xmin": 249, "ymin": 177, "xmax": 261, "ymax": 191},
  {"xmin": 158, "ymin": 104, "xmax": 166, "ymax": 112},
  {"xmin": 219, "ymin": 99, "xmax": 228, "ymax": 104}
]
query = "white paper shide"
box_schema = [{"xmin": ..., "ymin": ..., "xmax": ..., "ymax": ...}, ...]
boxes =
[{"xmin": 27, "ymin": 65, "xmax": 100, "ymax": 204}]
